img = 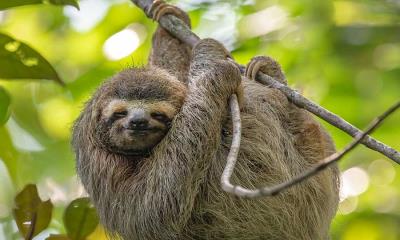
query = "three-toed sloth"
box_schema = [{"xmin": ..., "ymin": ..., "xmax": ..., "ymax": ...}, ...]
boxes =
[{"xmin": 72, "ymin": 3, "xmax": 339, "ymax": 240}]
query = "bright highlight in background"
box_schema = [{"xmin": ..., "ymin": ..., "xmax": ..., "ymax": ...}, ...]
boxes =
[
  {"xmin": 368, "ymin": 159, "xmax": 396, "ymax": 186},
  {"xmin": 103, "ymin": 29, "xmax": 140, "ymax": 61},
  {"xmin": 339, "ymin": 197, "xmax": 358, "ymax": 215},
  {"xmin": 239, "ymin": 5, "xmax": 288, "ymax": 39},
  {"xmin": 64, "ymin": 0, "xmax": 111, "ymax": 32},
  {"xmin": 340, "ymin": 167, "xmax": 370, "ymax": 200}
]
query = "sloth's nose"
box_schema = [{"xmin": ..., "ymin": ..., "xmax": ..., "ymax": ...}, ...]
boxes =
[
  {"xmin": 128, "ymin": 109, "xmax": 150, "ymax": 130},
  {"xmin": 129, "ymin": 117, "xmax": 149, "ymax": 129}
]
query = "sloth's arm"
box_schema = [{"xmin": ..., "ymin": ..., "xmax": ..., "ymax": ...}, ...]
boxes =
[
  {"xmin": 148, "ymin": 4, "xmax": 192, "ymax": 83},
  {"xmin": 146, "ymin": 38, "xmax": 241, "ymax": 230}
]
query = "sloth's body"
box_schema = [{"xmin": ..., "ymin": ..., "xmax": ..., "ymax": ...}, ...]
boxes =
[{"xmin": 72, "ymin": 7, "xmax": 339, "ymax": 240}]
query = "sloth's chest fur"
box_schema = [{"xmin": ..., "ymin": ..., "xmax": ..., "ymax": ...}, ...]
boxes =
[{"xmin": 183, "ymin": 82, "xmax": 332, "ymax": 239}]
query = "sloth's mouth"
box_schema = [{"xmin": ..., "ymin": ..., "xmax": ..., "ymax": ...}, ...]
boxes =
[
  {"xmin": 126, "ymin": 128, "xmax": 162, "ymax": 136},
  {"xmin": 112, "ymin": 126, "xmax": 168, "ymax": 157},
  {"xmin": 112, "ymin": 148, "xmax": 152, "ymax": 159}
]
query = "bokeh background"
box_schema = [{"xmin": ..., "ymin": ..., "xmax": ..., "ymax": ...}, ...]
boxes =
[{"xmin": 0, "ymin": 0, "xmax": 399, "ymax": 239}]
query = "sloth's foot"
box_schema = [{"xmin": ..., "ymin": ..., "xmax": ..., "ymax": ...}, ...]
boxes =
[
  {"xmin": 148, "ymin": 0, "xmax": 191, "ymax": 27},
  {"xmin": 245, "ymin": 56, "xmax": 286, "ymax": 85}
]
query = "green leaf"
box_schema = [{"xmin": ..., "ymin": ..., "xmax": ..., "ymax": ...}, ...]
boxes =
[
  {"xmin": 47, "ymin": 0, "xmax": 79, "ymax": 10},
  {"xmin": 0, "ymin": 0, "xmax": 79, "ymax": 10},
  {"xmin": 0, "ymin": 0, "xmax": 42, "ymax": 10},
  {"xmin": 63, "ymin": 198, "xmax": 99, "ymax": 240},
  {"xmin": 0, "ymin": 33, "xmax": 64, "ymax": 85},
  {"xmin": 46, "ymin": 234, "xmax": 71, "ymax": 240},
  {"xmin": 0, "ymin": 86, "xmax": 11, "ymax": 125},
  {"xmin": 13, "ymin": 184, "xmax": 53, "ymax": 240}
]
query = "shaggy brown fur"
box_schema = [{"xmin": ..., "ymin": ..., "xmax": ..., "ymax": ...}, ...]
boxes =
[{"xmin": 72, "ymin": 6, "xmax": 339, "ymax": 240}]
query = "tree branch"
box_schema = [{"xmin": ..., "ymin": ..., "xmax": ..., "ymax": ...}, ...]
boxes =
[
  {"xmin": 221, "ymin": 94, "xmax": 242, "ymax": 194},
  {"xmin": 222, "ymin": 101, "xmax": 400, "ymax": 198},
  {"xmin": 130, "ymin": 0, "xmax": 400, "ymax": 164},
  {"xmin": 255, "ymin": 73, "xmax": 400, "ymax": 164}
]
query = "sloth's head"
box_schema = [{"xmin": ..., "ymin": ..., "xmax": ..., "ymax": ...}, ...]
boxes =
[{"xmin": 86, "ymin": 68, "xmax": 186, "ymax": 156}]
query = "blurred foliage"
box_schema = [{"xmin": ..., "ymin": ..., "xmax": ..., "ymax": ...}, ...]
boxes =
[
  {"xmin": 0, "ymin": 0, "xmax": 399, "ymax": 239},
  {"xmin": 13, "ymin": 184, "xmax": 53, "ymax": 239},
  {"xmin": 11, "ymin": 183, "xmax": 98, "ymax": 240},
  {"xmin": 0, "ymin": 33, "xmax": 63, "ymax": 84},
  {"xmin": 0, "ymin": 0, "xmax": 79, "ymax": 11},
  {"xmin": 0, "ymin": 86, "xmax": 11, "ymax": 124},
  {"xmin": 63, "ymin": 198, "xmax": 99, "ymax": 240}
]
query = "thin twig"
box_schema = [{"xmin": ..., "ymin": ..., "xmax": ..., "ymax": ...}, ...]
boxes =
[
  {"xmin": 130, "ymin": 0, "xmax": 400, "ymax": 164},
  {"xmin": 222, "ymin": 101, "xmax": 400, "ymax": 198},
  {"xmin": 221, "ymin": 95, "xmax": 242, "ymax": 194}
]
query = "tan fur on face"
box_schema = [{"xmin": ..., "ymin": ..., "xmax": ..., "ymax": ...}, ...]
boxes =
[
  {"xmin": 147, "ymin": 101, "xmax": 179, "ymax": 119},
  {"xmin": 102, "ymin": 99, "xmax": 178, "ymax": 120},
  {"xmin": 102, "ymin": 99, "xmax": 129, "ymax": 119}
]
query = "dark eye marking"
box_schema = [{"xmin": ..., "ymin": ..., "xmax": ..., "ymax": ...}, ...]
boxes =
[
  {"xmin": 151, "ymin": 112, "xmax": 170, "ymax": 122},
  {"xmin": 113, "ymin": 111, "xmax": 128, "ymax": 119}
]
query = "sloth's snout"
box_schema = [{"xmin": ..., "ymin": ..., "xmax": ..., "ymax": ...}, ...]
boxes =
[
  {"xmin": 128, "ymin": 117, "xmax": 149, "ymax": 130},
  {"xmin": 128, "ymin": 116, "xmax": 149, "ymax": 130},
  {"xmin": 121, "ymin": 108, "xmax": 151, "ymax": 130}
]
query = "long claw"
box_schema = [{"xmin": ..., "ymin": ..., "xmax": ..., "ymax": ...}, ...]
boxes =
[
  {"xmin": 148, "ymin": 0, "xmax": 163, "ymax": 19},
  {"xmin": 245, "ymin": 56, "xmax": 286, "ymax": 84},
  {"xmin": 251, "ymin": 60, "xmax": 265, "ymax": 81},
  {"xmin": 154, "ymin": 6, "xmax": 176, "ymax": 22},
  {"xmin": 245, "ymin": 58, "xmax": 259, "ymax": 80},
  {"xmin": 148, "ymin": 0, "xmax": 190, "ymax": 26}
]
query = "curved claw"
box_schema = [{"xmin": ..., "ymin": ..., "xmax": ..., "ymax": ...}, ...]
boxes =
[
  {"xmin": 148, "ymin": 0, "xmax": 190, "ymax": 26},
  {"xmin": 156, "ymin": 6, "xmax": 178, "ymax": 22},
  {"xmin": 147, "ymin": 0, "xmax": 163, "ymax": 19},
  {"xmin": 245, "ymin": 56, "xmax": 287, "ymax": 84}
]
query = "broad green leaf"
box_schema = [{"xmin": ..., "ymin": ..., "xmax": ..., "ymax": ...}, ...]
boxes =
[
  {"xmin": 64, "ymin": 198, "xmax": 99, "ymax": 240},
  {"xmin": 13, "ymin": 184, "xmax": 53, "ymax": 240},
  {"xmin": 0, "ymin": 86, "xmax": 11, "ymax": 125},
  {"xmin": 0, "ymin": 33, "xmax": 64, "ymax": 85},
  {"xmin": 0, "ymin": 0, "xmax": 42, "ymax": 10},
  {"xmin": 47, "ymin": 0, "xmax": 79, "ymax": 10},
  {"xmin": 0, "ymin": 0, "xmax": 79, "ymax": 10},
  {"xmin": 46, "ymin": 234, "xmax": 71, "ymax": 240}
]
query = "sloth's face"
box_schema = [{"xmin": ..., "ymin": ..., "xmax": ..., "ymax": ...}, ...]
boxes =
[{"xmin": 99, "ymin": 99, "xmax": 178, "ymax": 155}]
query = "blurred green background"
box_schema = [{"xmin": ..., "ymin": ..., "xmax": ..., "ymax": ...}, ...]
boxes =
[{"xmin": 0, "ymin": 0, "xmax": 399, "ymax": 239}]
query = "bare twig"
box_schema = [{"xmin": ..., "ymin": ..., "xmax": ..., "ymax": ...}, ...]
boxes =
[
  {"xmin": 130, "ymin": 0, "xmax": 400, "ymax": 164},
  {"xmin": 222, "ymin": 101, "xmax": 400, "ymax": 198},
  {"xmin": 221, "ymin": 95, "xmax": 242, "ymax": 194}
]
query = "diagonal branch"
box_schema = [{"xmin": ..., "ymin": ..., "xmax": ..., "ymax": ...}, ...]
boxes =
[
  {"xmin": 130, "ymin": 0, "xmax": 400, "ymax": 164},
  {"xmin": 222, "ymin": 101, "xmax": 400, "ymax": 198},
  {"xmin": 255, "ymin": 73, "xmax": 400, "ymax": 164}
]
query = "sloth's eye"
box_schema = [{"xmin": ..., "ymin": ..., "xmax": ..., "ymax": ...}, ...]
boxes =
[
  {"xmin": 113, "ymin": 111, "xmax": 128, "ymax": 118},
  {"xmin": 151, "ymin": 112, "xmax": 169, "ymax": 122}
]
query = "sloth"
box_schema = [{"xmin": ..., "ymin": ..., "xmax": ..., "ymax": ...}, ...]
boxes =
[{"xmin": 72, "ymin": 2, "xmax": 339, "ymax": 240}]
